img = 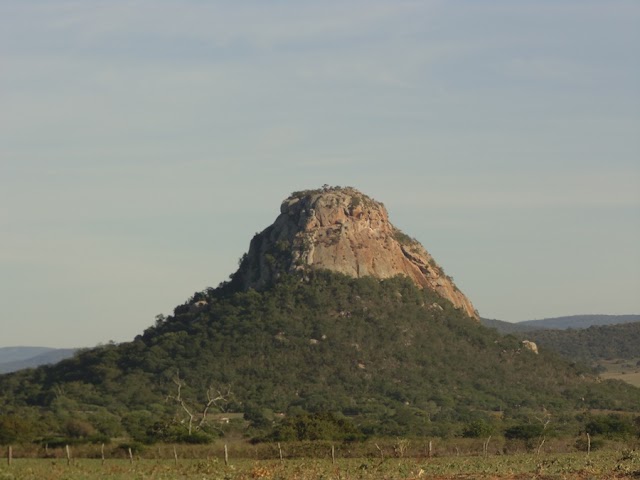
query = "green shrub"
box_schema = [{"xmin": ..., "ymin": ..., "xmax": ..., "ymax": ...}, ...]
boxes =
[
  {"xmin": 504, "ymin": 424, "xmax": 544, "ymax": 440},
  {"xmin": 264, "ymin": 412, "xmax": 362, "ymax": 442},
  {"xmin": 0, "ymin": 415, "xmax": 38, "ymax": 444},
  {"xmin": 117, "ymin": 441, "xmax": 146, "ymax": 455},
  {"xmin": 462, "ymin": 419, "xmax": 495, "ymax": 438},
  {"xmin": 173, "ymin": 431, "xmax": 215, "ymax": 444},
  {"xmin": 574, "ymin": 436, "xmax": 605, "ymax": 451},
  {"xmin": 585, "ymin": 414, "xmax": 634, "ymax": 439}
]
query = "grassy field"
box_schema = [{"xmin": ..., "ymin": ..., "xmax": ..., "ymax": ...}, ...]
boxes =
[
  {"xmin": 599, "ymin": 358, "xmax": 640, "ymax": 387},
  {"xmin": 1, "ymin": 449, "xmax": 639, "ymax": 479}
]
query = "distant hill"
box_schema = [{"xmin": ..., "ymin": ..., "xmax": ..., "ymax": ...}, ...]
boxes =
[
  {"xmin": 480, "ymin": 318, "xmax": 533, "ymax": 334},
  {"xmin": 518, "ymin": 314, "xmax": 640, "ymax": 330},
  {"xmin": 0, "ymin": 347, "xmax": 77, "ymax": 374},
  {"xmin": 480, "ymin": 316, "xmax": 640, "ymax": 379},
  {"xmin": 0, "ymin": 346, "xmax": 56, "ymax": 364},
  {"xmin": 481, "ymin": 314, "xmax": 640, "ymax": 334},
  {"xmin": 525, "ymin": 322, "xmax": 640, "ymax": 364}
]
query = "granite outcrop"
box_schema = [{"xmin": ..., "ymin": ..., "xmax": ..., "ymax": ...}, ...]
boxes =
[{"xmin": 233, "ymin": 186, "xmax": 478, "ymax": 320}]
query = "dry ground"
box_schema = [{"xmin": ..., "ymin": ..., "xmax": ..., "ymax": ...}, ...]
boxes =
[{"xmin": 599, "ymin": 358, "xmax": 640, "ymax": 387}]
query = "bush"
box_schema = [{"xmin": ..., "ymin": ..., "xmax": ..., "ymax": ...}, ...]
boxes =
[
  {"xmin": 585, "ymin": 414, "xmax": 634, "ymax": 439},
  {"xmin": 121, "ymin": 410, "xmax": 157, "ymax": 443},
  {"xmin": 264, "ymin": 412, "xmax": 363, "ymax": 442},
  {"xmin": 117, "ymin": 441, "xmax": 146, "ymax": 455},
  {"xmin": 41, "ymin": 434, "xmax": 109, "ymax": 448},
  {"xmin": 462, "ymin": 420, "xmax": 495, "ymax": 438},
  {"xmin": 64, "ymin": 419, "xmax": 96, "ymax": 438},
  {"xmin": 574, "ymin": 436, "xmax": 605, "ymax": 451},
  {"xmin": 88, "ymin": 410, "xmax": 123, "ymax": 438},
  {"xmin": 504, "ymin": 424, "xmax": 544, "ymax": 440},
  {"xmin": 173, "ymin": 431, "xmax": 215, "ymax": 444},
  {"xmin": 0, "ymin": 415, "xmax": 38, "ymax": 444}
]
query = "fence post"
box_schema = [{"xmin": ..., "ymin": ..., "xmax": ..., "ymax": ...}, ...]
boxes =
[
  {"xmin": 483, "ymin": 436, "xmax": 491, "ymax": 457},
  {"xmin": 7, "ymin": 445, "xmax": 12, "ymax": 466},
  {"xmin": 224, "ymin": 444, "xmax": 229, "ymax": 466}
]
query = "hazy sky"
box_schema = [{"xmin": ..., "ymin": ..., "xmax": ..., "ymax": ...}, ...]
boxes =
[{"xmin": 1, "ymin": 1, "xmax": 639, "ymax": 348}]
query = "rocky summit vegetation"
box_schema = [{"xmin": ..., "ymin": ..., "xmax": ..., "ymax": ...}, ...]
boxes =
[{"xmin": 231, "ymin": 186, "xmax": 477, "ymax": 318}]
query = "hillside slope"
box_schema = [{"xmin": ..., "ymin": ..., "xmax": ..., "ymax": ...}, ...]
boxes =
[
  {"xmin": 481, "ymin": 315, "xmax": 640, "ymax": 334},
  {"xmin": 0, "ymin": 348, "xmax": 77, "ymax": 374},
  {"xmin": 0, "ymin": 187, "xmax": 638, "ymax": 443},
  {"xmin": 480, "ymin": 318, "xmax": 533, "ymax": 334},
  {"xmin": 0, "ymin": 347, "xmax": 56, "ymax": 364},
  {"xmin": 2, "ymin": 272, "xmax": 639, "ymax": 441},
  {"xmin": 525, "ymin": 322, "xmax": 640, "ymax": 364},
  {"xmin": 518, "ymin": 314, "xmax": 640, "ymax": 330}
]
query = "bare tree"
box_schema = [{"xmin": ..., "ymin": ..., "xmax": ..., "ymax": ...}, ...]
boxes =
[
  {"xmin": 534, "ymin": 409, "xmax": 552, "ymax": 455},
  {"xmin": 166, "ymin": 370, "xmax": 232, "ymax": 435}
]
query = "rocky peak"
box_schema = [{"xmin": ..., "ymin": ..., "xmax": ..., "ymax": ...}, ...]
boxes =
[{"xmin": 233, "ymin": 186, "xmax": 479, "ymax": 320}]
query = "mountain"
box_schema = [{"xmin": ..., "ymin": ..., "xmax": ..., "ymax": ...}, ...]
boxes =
[
  {"xmin": 0, "ymin": 347, "xmax": 77, "ymax": 374},
  {"xmin": 524, "ymin": 322, "xmax": 640, "ymax": 364},
  {"xmin": 481, "ymin": 318, "xmax": 640, "ymax": 388},
  {"xmin": 0, "ymin": 346, "xmax": 56, "ymax": 364},
  {"xmin": 517, "ymin": 314, "xmax": 640, "ymax": 330},
  {"xmin": 230, "ymin": 186, "xmax": 478, "ymax": 319},
  {"xmin": 481, "ymin": 314, "xmax": 640, "ymax": 334},
  {"xmin": 480, "ymin": 318, "xmax": 534, "ymax": 334},
  {"xmin": 1, "ymin": 186, "xmax": 639, "ymax": 444}
]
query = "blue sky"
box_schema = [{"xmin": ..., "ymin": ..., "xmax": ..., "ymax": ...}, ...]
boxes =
[{"xmin": 1, "ymin": 1, "xmax": 639, "ymax": 347}]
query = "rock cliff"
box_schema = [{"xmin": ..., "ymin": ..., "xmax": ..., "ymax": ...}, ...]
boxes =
[{"xmin": 233, "ymin": 186, "xmax": 478, "ymax": 320}]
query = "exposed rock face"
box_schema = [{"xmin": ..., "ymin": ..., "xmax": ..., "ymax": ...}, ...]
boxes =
[
  {"xmin": 233, "ymin": 187, "xmax": 479, "ymax": 320},
  {"xmin": 522, "ymin": 340, "xmax": 539, "ymax": 354}
]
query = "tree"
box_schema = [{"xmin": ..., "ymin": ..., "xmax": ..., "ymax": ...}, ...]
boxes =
[
  {"xmin": 504, "ymin": 423, "xmax": 544, "ymax": 441},
  {"xmin": 266, "ymin": 412, "xmax": 361, "ymax": 442},
  {"xmin": 585, "ymin": 414, "xmax": 634, "ymax": 439},
  {"xmin": 0, "ymin": 414, "xmax": 37, "ymax": 444},
  {"xmin": 166, "ymin": 371, "xmax": 231, "ymax": 436},
  {"xmin": 462, "ymin": 419, "xmax": 494, "ymax": 438}
]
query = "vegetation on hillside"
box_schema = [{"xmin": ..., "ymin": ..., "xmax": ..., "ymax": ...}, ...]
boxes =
[
  {"xmin": 481, "ymin": 315, "xmax": 640, "ymax": 335},
  {"xmin": 1, "ymin": 272, "xmax": 639, "ymax": 446},
  {"xmin": 525, "ymin": 322, "xmax": 640, "ymax": 364},
  {"xmin": 480, "ymin": 318, "xmax": 534, "ymax": 334},
  {"xmin": 518, "ymin": 314, "xmax": 640, "ymax": 331}
]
